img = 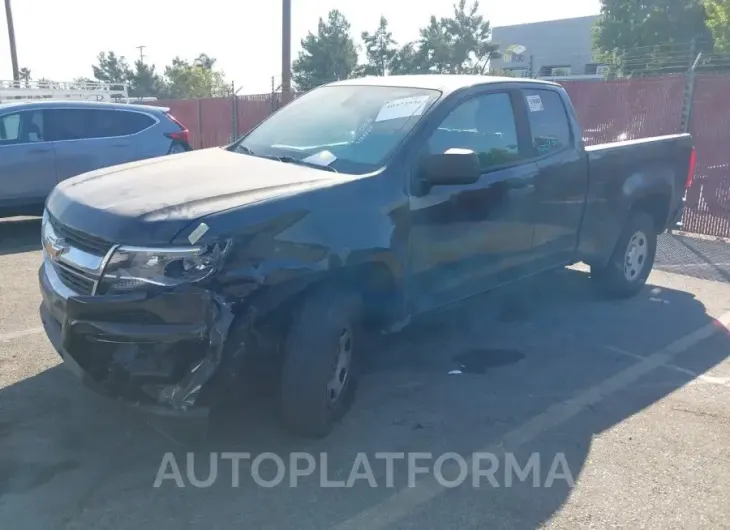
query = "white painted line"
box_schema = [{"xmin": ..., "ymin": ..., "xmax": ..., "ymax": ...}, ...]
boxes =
[
  {"xmin": 602, "ymin": 344, "xmax": 730, "ymax": 387},
  {"xmin": 0, "ymin": 326, "xmax": 44, "ymax": 343},
  {"xmin": 333, "ymin": 311, "xmax": 730, "ymax": 530}
]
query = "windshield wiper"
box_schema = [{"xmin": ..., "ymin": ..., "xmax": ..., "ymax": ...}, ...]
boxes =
[
  {"xmin": 233, "ymin": 145, "xmax": 338, "ymax": 172},
  {"xmin": 234, "ymin": 144, "xmax": 256, "ymax": 155},
  {"xmin": 274, "ymin": 155, "xmax": 339, "ymax": 173}
]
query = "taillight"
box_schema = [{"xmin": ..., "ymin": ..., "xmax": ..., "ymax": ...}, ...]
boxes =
[
  {"xmin": 165, "ymin": 113, "xmax": 190, "ymax": 146},
  {"xmin": 686, "ymin": 147, "xmax": 697, "ymax": 189}
]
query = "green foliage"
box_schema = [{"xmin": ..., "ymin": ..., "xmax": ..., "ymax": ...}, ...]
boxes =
[
  {"xmin": 90, "ymin": 51, "xmax": 229, "ymax": 98},
  {"xmin": 594, "ymin": 0, "xmax": 714, "ymax": 76},
  {"xmin": 292, "ymin": 10, "xmax": 359, "ymax": 91},
  {"xmin": 356, "ymin": 16, "xmax": 398, "ymax": 77},
  {"xmin": 292, "ymin": 1, "xmax": 500, "ymax": 89},
  {"xmin": 704, "ymin": 0, "xmax": 730, "ymax": 52},
  {"xmin": 128, "ymin": 61, "xmax": 166, "ymax": 98},
  {"xmin": 92, "ymin": 51, "xmax": 132, "ymax": 84},
  {"xmin": 19, "ymin": 67, "xmax": 31, "ymax": 84},
  {"xmin": 163, "ymin": 57, "xmax": 231, "ymax": 99}
]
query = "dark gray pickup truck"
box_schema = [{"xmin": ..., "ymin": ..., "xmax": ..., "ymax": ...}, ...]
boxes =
[{"xmin": 39, "ymin": 75, "xmax": 695, "ymax": 438}]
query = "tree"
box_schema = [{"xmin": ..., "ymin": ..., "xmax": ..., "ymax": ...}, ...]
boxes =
[
  {"xmin": 594, "ymin": 0, "xmax": 713, "ymax": 76},
  {"xmin": 387, "ymin": 1, "xmax": 501, "ymax": 75},
  {"xmin": 19, "ymin": 67, "xmax": 31, "ymax": 86},
  {"xmin": 356, "ymin": 16, "xmax": 398, "ymax": 76},
  {"xmin": 92, "ymin": 51, "xmax": 132, "ymax": 84},
  {"xmin": 193, "ymin": 53, "xmax": 216, "ymax": 70},
  {"xmin": 292, "ymin": 9, "xmax": 358, "ymax": 91},
  {"xmin": 163, "ymin": 56, "xmax": 230, "ymax": 98},
  {"xmin": 704, "ymin": 0, "xmax": 730, "ymax": 52},
  {"xmin": 128, "ymin": 60, "xmax": 165, "ymax": 97},
  {"xmin": 444, "ymin": 0, "xmax": 501, "ymax": 74}
]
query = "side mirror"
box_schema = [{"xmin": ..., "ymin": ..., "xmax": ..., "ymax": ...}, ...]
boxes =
[{"xmin": 420, "ymin": 149, "xmax": 481, "ymax": 186}]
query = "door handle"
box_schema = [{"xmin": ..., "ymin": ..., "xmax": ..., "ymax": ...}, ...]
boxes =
[{"xmin": 28, "ymin": 148, "xmax": 51, "ymax": 154}]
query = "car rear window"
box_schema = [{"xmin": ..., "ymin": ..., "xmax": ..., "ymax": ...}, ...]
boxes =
[
  {"xmin": 46, "ymin": 109, "xmax": 156, "ymax": 141},
  {"xmin": 521, "ymin": 89, "xmax": 572, "ymax": 156}
]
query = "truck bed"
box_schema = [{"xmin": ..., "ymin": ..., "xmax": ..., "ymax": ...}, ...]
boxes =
[{"xmin": 576, "ymin": 133, "xmax": 694, "ymax": 265}]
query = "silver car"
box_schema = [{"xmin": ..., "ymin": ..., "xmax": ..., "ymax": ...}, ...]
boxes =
[{"xmin": 0, "ymin": 100, "xmax": 192, "ymax": 217}]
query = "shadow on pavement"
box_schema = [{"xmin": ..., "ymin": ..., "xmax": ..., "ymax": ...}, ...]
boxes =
[
  {"xmin": 656, "ymin": 232, "xmax": 730, "ymax": 283},
  {"xmin": 0, "ymin": 217, "xmax": 41, "ymax": 256},
  {"xmin": 0, "ymin": 268, "xmax": 728, "ymax": 529}
]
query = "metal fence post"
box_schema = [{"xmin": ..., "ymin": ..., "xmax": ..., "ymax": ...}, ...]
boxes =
[
  {"xmin": 197, "ymin": 99, "xmax": 203, "ymax": 149},
  {"xmin": 230, "ymin": 81, "xmax": 237, "ymax": 143},
  {"xmin": 680, "ymin": 40, "xmax": 700, "ymax": 134}
]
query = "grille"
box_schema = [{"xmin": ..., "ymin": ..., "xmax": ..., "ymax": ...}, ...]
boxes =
[
  {"xmin": 54, "ymin": 263, "xmax": 95, "ymax": 295},
  {"xmin": 49, "ymin": 215, "xmax": 113, "ymax": 256}
]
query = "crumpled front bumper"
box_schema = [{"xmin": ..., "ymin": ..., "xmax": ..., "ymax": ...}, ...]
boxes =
[{"xmin": 39, "ymin": 260, "xmax": 235, "ymax": 439}]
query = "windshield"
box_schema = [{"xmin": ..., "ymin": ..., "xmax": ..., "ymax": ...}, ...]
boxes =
[{"xmin": 230, "ymin": 85, "xmax": 441, "ymax": 174}]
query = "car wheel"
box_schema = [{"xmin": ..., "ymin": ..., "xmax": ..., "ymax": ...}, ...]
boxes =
[
  {"xmin": 591, "ymin": 211, "xmax": 657, "ymax": 298},
  {"xmin": 280, "ymin": 284, "xmax": 363, "ymax": 438}
]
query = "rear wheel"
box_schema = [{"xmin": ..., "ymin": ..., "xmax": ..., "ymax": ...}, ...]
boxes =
[
  {"xmin": 279, "ymin": 285, "xmax": 363, "ymax": 438},
  {"xmin": 591, "ymin": 211, "xmax": 657, "ymax": 298}
]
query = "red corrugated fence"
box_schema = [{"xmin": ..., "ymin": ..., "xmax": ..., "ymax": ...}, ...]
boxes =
[{"xmin": 149, "ymin": 74, "xmax": 730, "ymax": 237}]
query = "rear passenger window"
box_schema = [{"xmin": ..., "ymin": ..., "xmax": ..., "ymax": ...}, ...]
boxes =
[
  {"xmin": 427, "ymin": 92, "xmax": 522, "ymax": 171},
  {"xmin": 46, "ymin": 108, "xmax": 155, "ymax": 141},
  {"xmin": 90, "ymin": 110, "xmax": 155, "ymax": 137},
  {"xmin": 522, "ymin": 89, "xmax": 571, "ymax": 156}
]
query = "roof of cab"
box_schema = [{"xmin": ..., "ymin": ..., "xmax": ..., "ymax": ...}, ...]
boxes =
[
  {"xmin": 0, "ymin": 100, "xmax": 169, "ymax": 113},
  {"xmin": 327, "ymin": 74, "xmax": 561, "ymax": 94}
]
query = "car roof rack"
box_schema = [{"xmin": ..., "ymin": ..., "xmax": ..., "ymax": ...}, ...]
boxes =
[{"xmin": 0, "ymin": 79, "xmax": 130, "ymax": 103}]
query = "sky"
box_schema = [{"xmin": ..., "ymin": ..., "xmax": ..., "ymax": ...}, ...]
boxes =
[{"xmin": 0, "ymin": 0, "xmax": 600, "ymax": 95}]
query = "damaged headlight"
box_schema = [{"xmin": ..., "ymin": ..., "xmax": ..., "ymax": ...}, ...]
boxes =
[{"xmin": 99, "ymin": 242, "xmax": 228, "ymax": 293}]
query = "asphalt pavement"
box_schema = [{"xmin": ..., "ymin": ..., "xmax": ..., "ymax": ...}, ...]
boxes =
[{"xmin": 1, "ymin": 216, "xmax": 729, "ymax": 530}]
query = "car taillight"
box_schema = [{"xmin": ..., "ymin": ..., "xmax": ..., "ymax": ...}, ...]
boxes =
[
  {"xmin": 165, "ymin": 113, "xmax": 190, "ymax": 145},
  {"xmin": 686, "ymin": 147, "xmax": 697, "ymax": 189}
]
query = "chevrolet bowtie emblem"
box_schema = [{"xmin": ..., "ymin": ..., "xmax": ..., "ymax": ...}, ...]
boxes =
[{"xmin": 44, "ymin": 236, "xmax": 68, "ymax": 259}]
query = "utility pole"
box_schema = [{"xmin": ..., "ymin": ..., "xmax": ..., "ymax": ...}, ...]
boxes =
[
  {"xmin": 4, "ymin": 0, "xmax": 19, "ymax": 82},
  {"xmin": 281, "ymin": 0, "xmax": 291, "ymax": 103},
  {"xmin": 136, "ymin": 45, "xmax": 146, "ymax": 63}
]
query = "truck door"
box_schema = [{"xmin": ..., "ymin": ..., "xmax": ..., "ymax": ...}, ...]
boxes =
[
  {"xmin": 520, "ymin": 88, "xmax": 588, "ymax": 267},
  {"xmin": 0, "ymin": 109, "xmax": 57, "ymax": 210},
  {"xmin": 408, "ymin": 90, "xmax": 540, "ymax": 313}
]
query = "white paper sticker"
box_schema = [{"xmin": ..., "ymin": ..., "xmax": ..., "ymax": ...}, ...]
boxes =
[
  {"xmin": 188, "ymin": 222, "xmax": 209, "ymax": 244},
  {"xmin": 526, "ymin": 94, "xmax": 544, "ymax": 112},
  {"xmin": 375, "ymin": 95, "xmax": 430, "ymax": 122},
  {"xmin": 302, "ymin": 150, "xmax": 337, "ymax": 166}
]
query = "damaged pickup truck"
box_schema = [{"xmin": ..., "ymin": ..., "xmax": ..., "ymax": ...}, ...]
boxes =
[{"xmin": 40, "ymin": 75, "xmax": 695, "ymax": 438}]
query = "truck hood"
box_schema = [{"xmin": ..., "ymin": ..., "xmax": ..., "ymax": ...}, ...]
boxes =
[{"xmin": 46, "ymin": 148, "xmax": 338, "ymax": 246}]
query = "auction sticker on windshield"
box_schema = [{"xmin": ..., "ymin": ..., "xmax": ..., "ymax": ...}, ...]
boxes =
[{"xmin": 375, "ymin": 95, "xmax": 431, "ymax": 122}]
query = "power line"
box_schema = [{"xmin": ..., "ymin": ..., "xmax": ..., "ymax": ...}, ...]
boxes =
[{"xmin": 136, "ymin": 45, "xmax": 146, "ymax": 63}]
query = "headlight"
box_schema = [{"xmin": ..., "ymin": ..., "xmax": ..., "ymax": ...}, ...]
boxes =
[{"xmin": 99, "ymin": 242, "xmax": 228, "ymax": 293}]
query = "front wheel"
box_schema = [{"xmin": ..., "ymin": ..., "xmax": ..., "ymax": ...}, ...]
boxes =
[
  {"xmin": 279, "ymin": 285, "xmax": 363, "ymax": 438},
  {"xmin": 591, "ymin": 211, "xmax": 657, "ymax": 298}
]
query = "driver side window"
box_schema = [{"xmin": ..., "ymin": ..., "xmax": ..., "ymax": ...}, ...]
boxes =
[{"xmin": 426, "ymin": 92, "xmax": 522, "ymax": 171}]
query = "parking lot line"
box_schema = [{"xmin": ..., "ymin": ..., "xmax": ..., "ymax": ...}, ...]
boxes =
[
  {"xmin": 332, "ymin": 310, "xmax": 730, "ymax": 530},
  {"xmin": 600, "ymin": 344, "xmax": 730, "ymax": 387},
  {"xmin": 0, "ymin": 326, "xmax": 44, "ymax": 343}
]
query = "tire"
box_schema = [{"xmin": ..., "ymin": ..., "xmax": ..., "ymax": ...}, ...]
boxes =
[
  {"xmin": 591, "ymin": 211, "xmax": 657, "ymax": 298},
  {"xmin": 280, "ymin": 284, "xmax": 363, "ymax": 438}
]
